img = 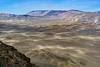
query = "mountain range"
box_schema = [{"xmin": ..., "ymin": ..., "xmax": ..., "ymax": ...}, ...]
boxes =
[{"xmin": 0, "ymin": 10, "xmax": 100, "ymax": 24}]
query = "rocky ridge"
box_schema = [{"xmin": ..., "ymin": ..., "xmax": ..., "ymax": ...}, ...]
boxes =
[{"xmin": 0, "ymin": 41, "xmax": 38, "ymax": 67}]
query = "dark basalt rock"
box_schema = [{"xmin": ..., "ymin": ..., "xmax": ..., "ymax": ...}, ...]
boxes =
[{"xmin": 0, "ymin": 41, "xmax": 38, "ymax": 67}]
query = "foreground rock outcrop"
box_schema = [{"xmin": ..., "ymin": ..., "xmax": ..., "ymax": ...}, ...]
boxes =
[{"xmin": 0, "ymin": 41, "xmax": 38, "ymax": 67}]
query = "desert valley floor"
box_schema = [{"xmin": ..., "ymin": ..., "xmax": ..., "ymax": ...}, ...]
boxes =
[{"xmin": 0, "ymin": 22, "xmax": 100, "ymax": 67}]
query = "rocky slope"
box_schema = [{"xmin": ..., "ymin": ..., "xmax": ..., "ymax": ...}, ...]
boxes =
[{"xmin": 0, "ymin": 41, "xmax": 38, "ymax": 67}]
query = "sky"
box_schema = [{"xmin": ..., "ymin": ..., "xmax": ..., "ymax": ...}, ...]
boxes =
[{"xmin": 0, "ymin": 0, "xmax": 100, "ymax": 14}]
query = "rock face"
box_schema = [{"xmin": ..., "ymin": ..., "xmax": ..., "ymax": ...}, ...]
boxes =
[{"xmin": 0, "ymin": 41, "xmax": 38, "ymax": 67}]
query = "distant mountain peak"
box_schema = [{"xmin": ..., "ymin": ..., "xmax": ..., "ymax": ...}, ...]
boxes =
[
  {"xmin": 67, "ymin": 9, "xmax": 82, "ymax": 11},
  {"xmin": 27, "ymin": 10, "xmax": 67, "ymax": 17}
]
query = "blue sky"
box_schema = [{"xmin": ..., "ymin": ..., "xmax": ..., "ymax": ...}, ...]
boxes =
[{"xmin": 0, "ymin": 0, "xmax": 100, "ymax": 14}]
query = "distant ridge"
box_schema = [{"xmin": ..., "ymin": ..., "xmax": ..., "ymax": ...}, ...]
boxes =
[{"xmin": 0, "ymin": 10, "xmax": 100, "ymax": 24}]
